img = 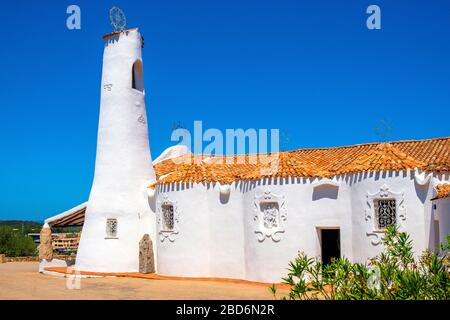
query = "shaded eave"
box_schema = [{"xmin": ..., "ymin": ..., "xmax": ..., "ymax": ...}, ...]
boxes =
[
  {"xmin": 45, "ymin": 202, "xmax": 87, "ymax": 227},
  {"xmin": 430, "ymin": 183, "xmax": 450, "ymax": 201}
]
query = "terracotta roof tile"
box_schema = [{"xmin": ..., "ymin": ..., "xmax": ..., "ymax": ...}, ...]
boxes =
[
  {"xmin": 336, "ymin": 143, "xmax": 426, "ymax": 174},
  {"xmin": 431, "ymin": 183, "xmax": 450, "ymax": 201},
  {"xmin": 236, "ymin": 152, "xmax": 325, "ymax": 180},
  {"xmin": 152, "ymin": 137, "xmax": 450, "ymax": 186}
]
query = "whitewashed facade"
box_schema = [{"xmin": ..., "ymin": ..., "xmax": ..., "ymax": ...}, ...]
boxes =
[
  {"xmin": 152, "ymin": 171, "xmax": 449, "ymax": 282},
  {"xmin": 41, "ymin": 28, "xmax": 450, "ymax": 283}
]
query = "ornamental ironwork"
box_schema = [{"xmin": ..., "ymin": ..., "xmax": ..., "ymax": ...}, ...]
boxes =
[
  {"xmin": 157, "ymin": 193, "xmax": 180, "ymax": 242},
  {"xmin": 162, "ymin": 204, "xmax": 174, "ymax": 231},
  {"xmin": 109, "ymin": 6, "xmax": 126, "ymax": 32},
  {"xmin": 106, "ymin": 218, "xmax": 118, "ymax": 238},
  {"xmin": 365, "ymin": 184, "xmax": 406, "ymax": 245},
  {"xmin": 374, "ymin": 199, "xmax": 396, "ymax": 229}
]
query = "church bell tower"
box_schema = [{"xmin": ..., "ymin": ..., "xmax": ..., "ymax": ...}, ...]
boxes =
[{"xmin": 75, "ymin": 23, "xmax": 157, "ymax": 272}]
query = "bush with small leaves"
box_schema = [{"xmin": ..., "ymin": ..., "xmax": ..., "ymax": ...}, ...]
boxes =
[{"xmin": 271, "ymin": 227, "xmax": 449, "ymax": 300}]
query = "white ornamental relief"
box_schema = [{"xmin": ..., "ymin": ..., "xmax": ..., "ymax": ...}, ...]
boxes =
[
  {"xmin": 157, "ymin": 193, "xmax": 179, "ymax": 242},
  {"xmin": 365, "ymin": 184, "xmax": 406, "ymax": 245},
  {"xmin": 138, "ymin": 114, "xmax": 146, "ymax": 124},
  {"xmin": 253, "ymin": 188, "xmax": 287, "ymax": 242}
]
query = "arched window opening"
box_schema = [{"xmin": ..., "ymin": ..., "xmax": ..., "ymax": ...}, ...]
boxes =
[{"xmin": 132, "ymin": 60, "xmax": 144, "ymax": 92}]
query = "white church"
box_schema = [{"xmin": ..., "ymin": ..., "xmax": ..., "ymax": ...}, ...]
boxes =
[{"xmin": 39, "ymin": 27, "xmax": 450, "ymax": 283}]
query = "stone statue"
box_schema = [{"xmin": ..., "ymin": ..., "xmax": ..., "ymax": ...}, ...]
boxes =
[
  {"xmin": 39, "ymin": 225, "xmax": 53, "ymax": 261},
  {"xmin": 139, "ymin": 234, "xmax": 155, "ymax": 273}
]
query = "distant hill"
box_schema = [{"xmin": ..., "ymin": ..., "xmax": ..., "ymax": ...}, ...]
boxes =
[
  {"xmin": 0, "ymin": 220, "xmax": 81, "ymax": 234},
  {"xmin": 0, "ymin": 220, "xmax": 42, "ymax": 234}
]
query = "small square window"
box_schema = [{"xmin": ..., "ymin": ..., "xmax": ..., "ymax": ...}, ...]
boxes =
[
  {"xmin": 374, "ymin": 199, "xmax": 396, "ymax": 230},
  {"xmin": 162, "ymin": 205, "xmax": 174, "ymax": 231},
  {"xmin": 106, "ymin": 218, "xmax": 118, "ymax": 238}
]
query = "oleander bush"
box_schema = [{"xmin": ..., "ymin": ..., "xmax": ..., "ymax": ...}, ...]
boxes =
[
  {"xmin": 271, "ymin": 227, "xmax": 449, "ymax": 300},
  {"xmin": 0, "ymin": 226, "xmax": 37, "ymax": 257}
]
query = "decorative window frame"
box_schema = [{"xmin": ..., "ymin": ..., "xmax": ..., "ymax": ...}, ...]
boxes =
[
  {"xmin": 253, "ymin": 188, "xmax": 287, "ymax": 242},
  {"xmin": 157, "ymin": 193, "xmax": 179, "ymax": 242},
  {"xmin": 365, "ymin": 184, "xmax": 406, "ymax": 245},
  {"xmin": 105, "ymin": 218, "xmax": 118, "ymax": 239},
  {"xmin": 161, "ymin": 204, "xmax": 175, "ymax": 232}
]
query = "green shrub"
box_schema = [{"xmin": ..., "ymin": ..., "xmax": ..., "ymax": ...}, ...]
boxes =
[
  {"xmin": 0, "ymin": 226, "xmax": 37, "ymax": 257},
  {"xmin": 272, "ymin": 227, "xmax": 449, "ymax": 300}
]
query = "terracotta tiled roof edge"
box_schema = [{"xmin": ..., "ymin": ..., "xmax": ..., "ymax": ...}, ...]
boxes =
[
  {"xmin": 431, "ymin": 183, "xmax": 450, "ymax": 201},
  {"xmin": 151, "ymin": 137, "xmax": 449, "ymax": 186},
  {"xmin": 284, "ymin": 136, "xmax": 450, "ymax": 152}
]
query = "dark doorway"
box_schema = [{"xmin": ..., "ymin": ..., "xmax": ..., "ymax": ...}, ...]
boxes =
[{"xmin": 321, "ymin": 229, "xmax": 340, "ymax": 265}]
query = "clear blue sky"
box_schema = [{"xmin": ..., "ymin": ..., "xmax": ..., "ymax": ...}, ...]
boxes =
[{"xmin": 0, "ymin": 0, "xmax": 449, "ymax": 221}]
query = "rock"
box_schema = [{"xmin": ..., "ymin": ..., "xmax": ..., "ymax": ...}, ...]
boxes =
[
  {"xmin": 139, "ymin": 234, "xmax": 155, "ymax": 273},
  {"xmin": 0, "ymin": 254, "xmax": 6, "ymax": 263},
  {"xmin": 39, "ymin": 226, "xmax": 53, "ymax": 261}
]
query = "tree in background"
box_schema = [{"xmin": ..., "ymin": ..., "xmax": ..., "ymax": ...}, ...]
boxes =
[
  {"xmin": 0, "ymin": 227, "xmax": 37, "ymax": 257},
  {"xmin": 0, "ymin": 220, "xmax": 41, "ymax": 234}
]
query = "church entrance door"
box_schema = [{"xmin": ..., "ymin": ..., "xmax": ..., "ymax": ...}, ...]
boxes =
[{"xmin": 320, "ymin": 229, "xmax": 340, "ymax": 265}]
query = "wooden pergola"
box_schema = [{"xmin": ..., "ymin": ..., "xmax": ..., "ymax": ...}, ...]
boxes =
[
  {"xmin": 39, "ymin": 202, "xmax": 86, "ymax": 261},
  {"xmin": 46, "ymin": 203, "xmax": 86, "ymax": 227}
]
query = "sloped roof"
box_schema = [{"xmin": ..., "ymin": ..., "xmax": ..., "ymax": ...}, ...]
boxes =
[
  {"xmin": 290, "ymin": 137, "xmax": 449, "ymax": 175},
  {"xmin": 153, "ymin": 137, "xmax": 450, "ymax": 185},
  {"xmin": 45, "ymin": 202, "xmax": 87, "ymax": 227},
  {"xmin": 335, "ymin": 143, "xmax": 426, "ymax": 174},
  {"xmin": 431, "ymin": 183, "xmax": 450, "ymax": 201}
]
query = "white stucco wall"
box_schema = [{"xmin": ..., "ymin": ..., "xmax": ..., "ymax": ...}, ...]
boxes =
[
  {"xmin": 351, "ymin": 170, "xmax": 429, "ymax": 261},
  {"xmin": 434, "ymin": 197, "xmax": 450, "ymax": 251},
  {"xmin": 241, "ymin": 177, "xmax": 352, "ymax": 282},
  {"xmin": 154, "ymin": 170, "xmax": 448, "ymax": 283},
  {"xmin": 155, "ymin": 183, "xmax": 210, "ymax": 277},
  {"xmin": 76, "ymin": 29, "xmax": 157, "ymax": 272},
  {"xmin": 208, "ymin": 182, "xmax": 245, "ymax": 279},
  {"xmin": 154, "ymin": 176, "xmax": 353, "ymax": 283}
]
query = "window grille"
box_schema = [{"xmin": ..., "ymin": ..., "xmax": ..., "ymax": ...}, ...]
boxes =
[
  {"xmin": 162, "ymin": 204, "xmax": 174, "ymax": 231},
  {"xmin": 106, "ymin": 218, "xmax": 118, "ymax": 238},
  {"xmin": 374, "ymin": 199, "xmax": 396, "ymax": 230}
]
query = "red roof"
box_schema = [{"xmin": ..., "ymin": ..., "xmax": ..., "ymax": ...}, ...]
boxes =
[
  {"xmin": 153, "ymin": 137, "xmax": 450, "ymax": 185},
  {"xmin": 431, "ymin": 183, "xmax": 450, "ymax": 201}
]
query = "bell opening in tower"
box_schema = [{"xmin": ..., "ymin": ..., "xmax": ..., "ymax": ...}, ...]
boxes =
[{"xmin": 132, "ymin": 59, "xmax": 144, "ymax": 92}]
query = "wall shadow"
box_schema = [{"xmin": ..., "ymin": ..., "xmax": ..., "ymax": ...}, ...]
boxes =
[{"xmin": 312, "ymin": 185, "xmax": 339, "ymax": 201}]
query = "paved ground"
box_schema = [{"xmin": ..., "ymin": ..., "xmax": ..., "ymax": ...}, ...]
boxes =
[{"xmin": 0, "ymin": 262, "xmax": 287, "ymax": 300}]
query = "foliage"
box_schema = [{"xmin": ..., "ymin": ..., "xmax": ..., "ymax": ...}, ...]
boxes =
[
  {"xmin": 0, "ymin": 220, "xmax": 42, "ymax": 235},
  {"xmin": 272, "ymin": 227, "xmax": 449, "ymax": 300},
  {"xmin": 0, "ymin": 226, "xmax": 38, "ymax": 257},
  {"xmin": 0, "ymin": 220, "xmax": 82, "ymax": 235},
  {"xmin": 52, "ymin": 226, "xmax": 82, "ymax": 233}
]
